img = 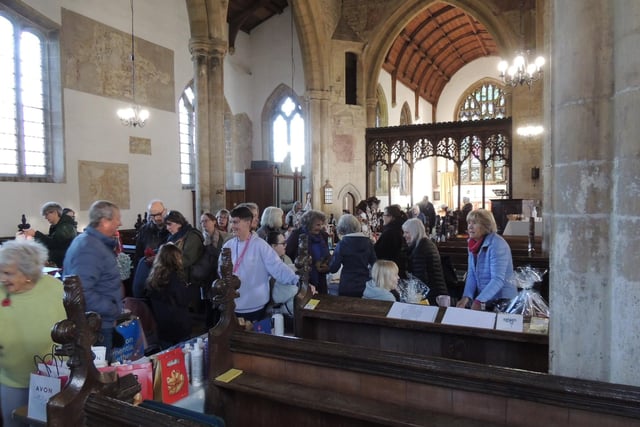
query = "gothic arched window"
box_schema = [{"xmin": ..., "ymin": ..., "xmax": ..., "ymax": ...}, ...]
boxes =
[
  {"xmin": 456, "ymin": 81, "xmax": 507, "ymax": 183},
  {"xmin": 272, "ymin": 95, "xmax": 304, "ymax": 172}
]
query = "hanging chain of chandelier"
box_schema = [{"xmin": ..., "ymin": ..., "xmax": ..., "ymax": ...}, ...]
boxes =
[{"xmin": 117, "ymin": 0, "xmax": 149, "ymax": 127}]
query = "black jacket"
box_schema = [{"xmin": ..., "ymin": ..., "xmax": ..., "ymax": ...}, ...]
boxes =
[
  {"xmin": 407, "ymin": 237, "xmax": 448, "ymax": 305},
  {"xmin": 134, "ymin": 221, "xmax": 170, "ymax": 265},
  {"xmin": 374, "ymin": 219, "xmax": 408, "ymax": 278},
  {"xmin": 34, "ymin": 214, "xmax": 77, "ymax": 267}
]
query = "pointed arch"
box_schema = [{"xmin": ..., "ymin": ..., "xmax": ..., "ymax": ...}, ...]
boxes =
[
  {"xmin": 336, "ymin": 183, "xmax": 362, "ymax": 215},
  {"xmin": 363, "ymin": 0, "xmax": 520, "ymax": 114},
  {"xmin": 400, "ymin": 102, "xmax": 412, "ymax": 125},
  {"xmin": 375, "ymin": 84, "xmax": 389, "ymax": 127},
  {"xmin": 261, "ymin": 83, "xmax": 306, "ymax": 173}
]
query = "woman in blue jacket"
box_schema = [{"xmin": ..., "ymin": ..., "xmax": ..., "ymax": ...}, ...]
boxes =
[
  {"xmin": 457, "ymin": 209, "xmax": 517, "ymax": 310},
  {"xmin": 328, "ymin": 214, "xmax": 377, "ymax": 297}
]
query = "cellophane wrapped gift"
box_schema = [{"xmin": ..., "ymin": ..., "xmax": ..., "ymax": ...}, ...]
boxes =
[
  {"xmin": 506, "ymin": 266, "xmax": 549, "ymax": 318},
  {"xmin": 397, "ymin": 274, "xmax": 430, "ymax": 304}
]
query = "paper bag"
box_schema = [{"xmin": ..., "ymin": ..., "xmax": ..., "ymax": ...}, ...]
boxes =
[
  {"xmin": 117, "ymin": 361, "xmax": 153, "ymax": 400},
  {"xmin": 153, "ymin": 348, "xmax": 189, "ymax": 404},
  {"xmin": 27, "ymin": 372, "xmax": 61, "ymax": 422}
]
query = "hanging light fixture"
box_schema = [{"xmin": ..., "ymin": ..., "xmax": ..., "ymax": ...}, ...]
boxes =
[
  {"xmin": 497, "ymin": 1, "xmax": 545, "ymax": 88},
  {"xmin": 117, "ymin": 0, "xmax": 149, "ymax": 127}
]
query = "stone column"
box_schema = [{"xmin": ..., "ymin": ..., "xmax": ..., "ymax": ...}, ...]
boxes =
[
  {"xmin": 549, "ymin": 0, "xmax": 640, "ymax": 386},
  {"xmin": 305, "ymin": 89, "xmax": 331, "ymax": 210},
  {"xmin": 190, "ymin": 37, "xmax": 227, "ymax": 216}
]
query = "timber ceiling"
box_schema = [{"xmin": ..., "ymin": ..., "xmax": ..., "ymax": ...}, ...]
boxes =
[{"xmin": 227, "ymin": 1, "xmax": 515, "ymax": 106}]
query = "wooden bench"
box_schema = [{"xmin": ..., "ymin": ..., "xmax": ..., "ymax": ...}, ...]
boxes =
[{"xmin": 294, "ymin": 293, "xmax": 549, "ymax": 372}]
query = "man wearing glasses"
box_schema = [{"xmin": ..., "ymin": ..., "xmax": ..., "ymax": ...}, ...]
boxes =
[{"xmin": 133, "ymin": 199, "xmax": 169, "ymax": 266}]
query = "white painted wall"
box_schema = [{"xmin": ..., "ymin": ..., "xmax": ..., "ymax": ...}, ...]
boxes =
[{"xmin": 1, "ymin": 0, "xmax": 193, "ymax": 236}]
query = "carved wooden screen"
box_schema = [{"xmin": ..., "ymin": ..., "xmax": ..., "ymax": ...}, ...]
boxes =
[{"xmin": 365, "ymin": 117, "xmax": 512, "ymax": 208}]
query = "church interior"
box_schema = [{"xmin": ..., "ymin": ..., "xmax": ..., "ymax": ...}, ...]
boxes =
[{"xmin": 1, "ymin": 0, "xmax": 639, "ymax": 425}]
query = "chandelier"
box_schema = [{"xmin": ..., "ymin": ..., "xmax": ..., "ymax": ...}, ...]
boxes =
[
  {"xmin": 498, "ymin": 0, "xmax": 545, "ymax": 88},
  {"xmin": 498, "ymin": 51, "xmax": 545, "ymax": 87},
  {"xmin": 117, "ymin": 0, "xmax": 149, "ymax": 127}
]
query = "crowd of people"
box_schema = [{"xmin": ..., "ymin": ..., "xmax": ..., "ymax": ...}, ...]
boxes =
[{"xmin": 0, "ymin": 194, "xmax": 517, "ymax": 425}]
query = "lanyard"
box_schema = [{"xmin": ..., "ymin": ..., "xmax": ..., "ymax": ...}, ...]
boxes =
[{"xmin": 233, "ymin": 234, "xmax": 252, "ymax": 274}]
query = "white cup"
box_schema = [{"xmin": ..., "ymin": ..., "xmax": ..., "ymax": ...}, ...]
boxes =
[
  {"xmin": 272, "ymin": 313, "xmax": 284, "ymax": 336},
  {"xmin": 436, "ymin": 295, "xmax": 451, "ymax": 307}
]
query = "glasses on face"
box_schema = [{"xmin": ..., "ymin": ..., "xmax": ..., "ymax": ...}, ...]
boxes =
[
  {"xmin": 149, "ymin": 211, "xmax": 164, "ymax": 219},
  {"xmin": 273, "ymin": 241, "xmax": 286, "ymax": 246}
]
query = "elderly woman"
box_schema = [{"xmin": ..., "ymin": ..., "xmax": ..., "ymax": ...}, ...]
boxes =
[
  {"xmin": 256, "ymin": 206, "xmax": 284, "ymax": 241},
  {"xmin": 215, "ymin": 209, "xmax": 231, "ymax": 233},
  {"xmin": 456, "ymin": 209, "xmax": 517, "ymax": 310},
  {"xmin": 20, "ymin": 201, "xmax": 77, "ymax": 267},
  {"xmin": 285, "ymin": 210, "xmax": 331, "ymax": 294},
  {"xmin": 0, "ymin": 240, "xmax": 66, "ymax": 427},
  {"xmin": 328, "ymin": 214, "xmax": 377, "ymax": 297},
  {"xmin": 402, "ymin": 218, "xmax": 449, "ymax": 305},
  {"xmin": 200, "ymin": 212, "xmax": 229, "ymax": 253}
]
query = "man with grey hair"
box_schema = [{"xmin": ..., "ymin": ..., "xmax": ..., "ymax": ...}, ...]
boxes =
[
  {"xmin": 20, "ymin": 201, "xmax": 77, "ymax": 267},
  {"xmin": 63, "ymin": 200, "xmax": 123, "ymax": 361}
]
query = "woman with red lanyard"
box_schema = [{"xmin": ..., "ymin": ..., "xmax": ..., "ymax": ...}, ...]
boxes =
[{"xmin": 221, "ymin": 206, "xmax": 301, "ymax": 322}]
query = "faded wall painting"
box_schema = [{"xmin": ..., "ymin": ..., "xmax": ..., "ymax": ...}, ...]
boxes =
[
  {"xmin": 78, "ymin": 161, "xmax": 130, "ymax": 210},
  {"xmin": 129, "ymin": 136, "xmax": 151, "ymax": 155},
  {"xmin": 61, "ymin": 9, "xmax": 175, "ymax": 112}
]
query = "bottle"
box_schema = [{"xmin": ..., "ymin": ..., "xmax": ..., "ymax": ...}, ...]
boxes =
[
  {"xmin": 183, "ymin": 343, "xmax": 192, "ymax": 384},
  {"xmin": 191, "ymin": 338, "xmax": 204, "ymax": 387}
]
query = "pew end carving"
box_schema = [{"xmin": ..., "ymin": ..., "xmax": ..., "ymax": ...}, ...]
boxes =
[{"xmin": 46, "ymin": 275, "xmax": 141, "ymax": 426}]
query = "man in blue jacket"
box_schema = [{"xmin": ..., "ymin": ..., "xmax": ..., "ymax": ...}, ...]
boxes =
[{"xmin": 64, "ymin": 200, "xmax": 123, "ymax": 360}]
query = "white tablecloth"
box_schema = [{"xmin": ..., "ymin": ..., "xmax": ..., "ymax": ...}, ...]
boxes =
[{"xmin": 503, "ymin": 219, "xmax": 542, "ymax": 236}]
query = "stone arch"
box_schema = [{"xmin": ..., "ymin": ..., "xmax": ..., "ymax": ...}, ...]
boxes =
[
  {"xmin": 336, "ymin": 183, "xmax": 362, "ymax": 214},
  {"xmin": 363, "ymin": 0, "xmax": 520, "ymax": 112}
]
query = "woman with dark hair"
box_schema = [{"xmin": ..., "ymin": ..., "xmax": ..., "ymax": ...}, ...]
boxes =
[
  {"xmin": 285, "ymin": 210, "xmax": 331, "ymax": 294},
  {"xmin": 145, "ymin": 243, "xmax": 192, "ymax": 347},
  {"xmin": 374, "ymin": 204, "xmax": 408, "ymax": 278},
  {"xmin": 268, "ymin": 231, "xmax": 297, "ymax": 315},
  {"xmin": 164, "ymin": 210, "xmax": 204, "ymax": 277},
  {"xmin": 402, "ymin": 218, "xmax": 449, "ymax": 306},
  {"xmin": 163, "ymin": 210, "xmax": 205, "ymax": 311}
]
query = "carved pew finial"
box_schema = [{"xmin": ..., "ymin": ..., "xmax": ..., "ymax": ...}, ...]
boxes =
[{"xmin": 47, "ymin": 275, "xmax": 140, "ymax": 426}]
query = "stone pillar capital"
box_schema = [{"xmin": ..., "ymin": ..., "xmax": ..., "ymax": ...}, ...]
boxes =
[{"xmin": 189, "ymin": 37, "xmax": 227, "ymax": 60}]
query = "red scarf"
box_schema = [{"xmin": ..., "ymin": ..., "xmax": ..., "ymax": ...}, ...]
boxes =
[{"xmin": 468, "ymin": 236, "xmax": 484, "ymax": 255}]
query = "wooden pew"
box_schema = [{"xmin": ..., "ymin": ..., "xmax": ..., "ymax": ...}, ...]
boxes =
[
  {"xmin": 204, "ymin": 262, "xmax": 640, "ymax": 427},
  {"xmin": 294, "ymin": 293, "xmax": 548, "ymax": 372}
]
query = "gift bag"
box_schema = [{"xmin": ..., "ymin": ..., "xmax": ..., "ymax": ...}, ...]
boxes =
[
  {"xmin": 112, "ymin": 317, "xmax": 146, "ymax": 363},
  {"xmin": 27, "ymin": 372, "xmax": 61, "ymax": 422},
  {"xmin": 117, "ymin": 361, "xmax": 154, "ymax": 400},
  {"xmin": 153, "ymin": 348, "xmax": 189, "ymax": 404}
]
